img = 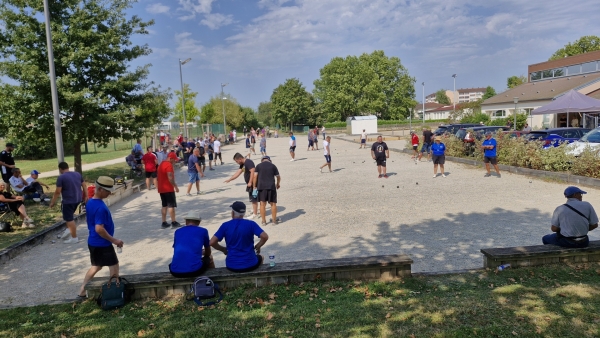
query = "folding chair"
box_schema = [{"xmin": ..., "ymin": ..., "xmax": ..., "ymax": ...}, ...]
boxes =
[{"xmin": 0, "ymin": 202, "xmax": 20, "ymax": 227}]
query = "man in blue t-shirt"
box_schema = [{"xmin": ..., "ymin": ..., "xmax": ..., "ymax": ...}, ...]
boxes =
[
  {"xmin": 169, "ymin": 211, "xmax": 214, "ymax": 277},
  {"xmin": 480, "ymin": 132, "xmax": 501, "ymax": 178},
  {"xmin": 186, "ymin": 148, "xmax": 205, "ymax": 196},
  {"xmin": 210, "ymin": 201, "xmax": 269, "ymax": 272},
  {"xmin": 77, "ymin": 176, "xmax": 123, "ymax": 300},
  {"xmin": 50, "ymin": 162, "xmax": 87, "ymax": 244}
]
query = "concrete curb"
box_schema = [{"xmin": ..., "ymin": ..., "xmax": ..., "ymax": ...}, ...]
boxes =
[{"xmin": 0, "ymin": 182, "xmax": 145, "ymax": 265}]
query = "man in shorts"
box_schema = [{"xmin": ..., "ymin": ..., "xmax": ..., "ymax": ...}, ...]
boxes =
[
  {"xmin": 213, "ymin": 137, "xmax": 223, "ymax": 165},
  {"xmin": 359, "ymin": 130, "xmax": 367, "ymax": 149},
  {"xmin": 186, "ymin": 147, "xmax": 205, "ymax": 196},
  {"xmin": 307, "ymin": 130, "xmax": 314, "ymax": 151},
  {"xmin": 253, "ymin": 156, "xmax": 281, "ymax": 226},
  {"xmin": 169, "ymin": 211, "xmax": 215, "ymax": 277},
  {"xmin": 224, "ymin": 153, "xmax": 259, "ymax": 219},
  {"xmin": 207, "ymin": 137, "xmax": 215, "ymax": 171},
  {"xmin": 371, "ymin": 135, "xmax": 389, "ymax": 178},
  {"xmin": 250, "ymin": 133, "xmax": 257, "ymax": 156},
  {"xmin": 319, "ymin": 136, "xmax": 332, "ymax": 173},
  {"xmin": 410, "ymin": 131, "xmax": 419, "ymax": 163},
  {"xmin": 289, "ymin": 132, "xmax": 296, "ymax": 161},
  {"xmin": 210, "ymin": 201, "xmax": 269, "ymax": 273},
  {"xmin": 431, "ymin": 136, "xmax": 446, "ymax": 178},
  {"xmin": 157, "ymin": 152, "xmax": 181, "ymax": 228},
  {"xmin": 481, "ymin": 132, "xmax": 501, "ymax": 178},
  {"xmin": 50, "ymin": 162, "xmax": 87, "ymax": 244},
  {"xmin": 77, "ymin": 176, "xmax": 123, "ymax": 300},
  {"xmin": 418, "ymin": 127, "xmax": 433, "ymax": 162},
  {"xmin": 141, "ymin": 146, "xmax": 158, "ymax": 189},
  {"xmin": 260, "ymin": 133, "xmax": 267, "ymax": 157}
]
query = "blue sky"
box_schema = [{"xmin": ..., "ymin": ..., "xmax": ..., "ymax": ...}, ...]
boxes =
[{"xmin": 130, "ymin": 0, "xmax": 600, "ymax": 112}]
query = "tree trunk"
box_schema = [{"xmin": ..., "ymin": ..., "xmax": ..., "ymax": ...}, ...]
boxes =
[
  {"xmin": 84, "ymin": 138, "xmax": 89, "ymax": 154},
  {"xmin": 73, "ymin": 140, "xmax": 83, "ymax": 174}
]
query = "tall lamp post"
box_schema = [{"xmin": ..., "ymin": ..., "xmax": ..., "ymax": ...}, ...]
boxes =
[
  {"xmin": 513, "ymin": 97, "xmax": 519, "ymax": 131},
  {"xmin": 178, "ymin": 58, "xmax": 191, "ymax": 138},
  {"xmin": 452, "ymin": 74, "xmax": 457, "ymax": 112},
  {"xmin": 221, "ymin": 83, "xmax": 229, "ymax": 141},
  {"xmin": 422, "ymin": 82, "xmax": 425, "ymax": 124},
  {"xmin": 43, "ymin": 0, "xmax": 64, "ymax": 163}
]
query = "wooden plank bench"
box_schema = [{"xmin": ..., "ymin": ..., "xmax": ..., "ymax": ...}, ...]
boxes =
[
  {"xmin": 85, "ymin": 254, "xmax": 413, "ymax": 300},
  {"xmin": 481, "ymin": 240, "xmax": 600, "ymax": 268}
]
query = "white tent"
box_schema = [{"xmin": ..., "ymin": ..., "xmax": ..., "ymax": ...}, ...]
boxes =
[{"xmin": 346, "ymin": 115, "xmax": 377, "ymax": 135}]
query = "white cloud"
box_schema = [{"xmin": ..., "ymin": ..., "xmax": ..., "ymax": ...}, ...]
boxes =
[
  {"xmin": 177, "ymin": 0, "xmax": 215, "ymax": 20},
  {"xmin": 146, "ymin": 3, "xmax": 170, "ymax": 14},
  {"xmin": 175, "ymin": 32, "xmax": 205, "ymax": 56},
  {"xmin": 201, "ymin": 13, "xmax": 234, "ymax": 30}
]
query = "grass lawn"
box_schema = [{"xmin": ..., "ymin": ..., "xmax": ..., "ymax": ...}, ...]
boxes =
[
  {"xmin": 1, "ymin": 264, "xmax": 599, "ymax": 337},
  {"xmin": 0, "ymin": 163, "xmax": 144, "ymax": 250},
  {"xmin": 16, "ymin": 149, "xmax": 132, "ymax": 174}
]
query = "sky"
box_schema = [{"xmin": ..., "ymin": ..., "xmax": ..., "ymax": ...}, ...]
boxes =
[{"xmin": 129, "ymin": 0, "xmax": 600, "ymax": 112}]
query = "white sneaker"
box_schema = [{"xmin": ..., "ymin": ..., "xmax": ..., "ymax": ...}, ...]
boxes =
[
  {"xmin": 28, "ymin": 223, "xmax": 35, "ymax": 228},
  {"xmin": 25, "ymin": 217, "xmax": 34, "ymax": 224},
  {"xmin": 290, "ymin": 159, "xmax": 295, "ymax": 162},
  {"xmin": 63, "ymin": 237, "xmax": 80, "ymax": 244},
  {"xmin": 319, "ymin": 168, "xmax": 322, "ymax": 173},
  {"xmin": 22, "ymin": 223, "xmax": 29, "ymax": 229},
  {"xmin": 442, "ymin": 174, "xmax": 447, "ymax": 178},
  {"xmin": 245, "ymin": 214, "xmax": 257, "ymax": 219},
  {"xmin": 58, "ymin": 229, "xmax": 70, "ymax": 239},
  {"xmin": 433, "ymin": 174, "xmax": 437, "ymax": 178}
]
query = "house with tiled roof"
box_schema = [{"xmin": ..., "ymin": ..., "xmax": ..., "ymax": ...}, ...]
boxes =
[{"xmin": 481, "ymin": 50, "xmax": 600, "ymax": 129}]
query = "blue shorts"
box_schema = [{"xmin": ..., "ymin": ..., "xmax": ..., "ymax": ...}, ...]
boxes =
[
  {"xmin": 188, "ymin": 172, "xmax": 200, "ymax": 183},
  {"xmin": 324, "ymin": 155, "xmax": 331, "ymax": 163},
  {"xmin": 62, "ymin": 203, "xmax": 80, "ymax": 222},
  {"xmin": 421, "ymin": 142, "xmax": 431, "ymax": 153},
  {"xmin": 260, "ymin": 147, "xmax": 266, "ymax": 153},
  {"xmin": 361, "ymin": 139, "xmax": 366, "ymax": 144}
]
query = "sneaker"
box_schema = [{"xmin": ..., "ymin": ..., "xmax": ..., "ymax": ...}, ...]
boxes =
[
  {"xmin": 442, "ymin": 174, "xmax": 447, "ymax": 178},
  {"xmin": 497, "ymin": 174, "xmax": 502, "ymax": 178},
  {"xmin": 484, "ymin": 173, "xmax": 491, "ymax": 177},
  {"xmin": 25, "ymin": 217, "xmax": 34, "ymax": 224},
  {"xmin": 28, "ymin": 223, "xmax": 35, "ymax": 228},
  {"xmin": 22, "ymin": 223, "xmax": 29, "ymax": 229},
  {"xmin": 209, "ymin": 168, "xmax": 215, "ymax": 171},
  {"xmin": 378, "ymin": 174, "xmax": 383, "ymax": 178},
  {"xmin": 58, "ymin": 228, "xmax": 70, "ymax": 239},
  {"xmin": 433, "ymin": 174, "xmax": 437, "ymax": 178},
  {"xmin": 271, "ymin": 217, "xmax": 281, "ymax": 224},
  {"xmin": 161, "ymin": 221, "xmax": 170, "ymax": 229},
  {"xmin": 171, "ymin": 221, "xmax": 182, "ymax": 228},
  {"xmin": 63, "ymin": 237, "xmax": 79, "ymax": 244},
  {"xmin": 290, "ymin": 159, "xmax": 295, "ymax": 162},
  {"xmin": 185, "ymin": 193, "xmax": 192, "ymax": 196},
  {"xmin": 261, "ymin": 222, "xmax": 267, "ymax": 227},
  {"xmin": 196, "ymin": 191, "xmax": 204, "ymax": 195},
  {"xmin": 319, "ymin": 168, "xmax": 322, "ymax": 173},
  {"xmin": 245, "ymin": 214, "xmax": 257, "ymax": 219},
  {"xmin": 383, "ymin": 175, "xmax": 389, "ymax": 178}
]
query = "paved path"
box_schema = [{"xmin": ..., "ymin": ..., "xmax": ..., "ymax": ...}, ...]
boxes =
[
  {"xmin": 39, "ymin": 158, "xmax": 126, "ymax": 178},
  {"xmin": 2, "ymin": 135, "xmax": 600, "ymax": 307}
]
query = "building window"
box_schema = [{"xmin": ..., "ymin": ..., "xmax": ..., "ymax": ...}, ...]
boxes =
[
  {"xmin": 582, "ymin": 61, "xmax": 597, "ymax": 73},
  {"xmin": 493, "ymin": 110, "xmax": 506, "ymax": 117},
  {"xmin": 542, "ymin": 70, "xmax": 553, "ymax": 79},
  {"xmin": 531, "ymin": 71, "xmax": 542, "ymax": 81},
  {"xmin": 567, "ymin": 64, "xmax": 580, "ymax": 75},
  {"xmin": 553, "ymin": 67, "xmax": 565, "ymax": 77}
]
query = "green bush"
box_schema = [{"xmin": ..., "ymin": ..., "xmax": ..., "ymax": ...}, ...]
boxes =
[{"xmin": 323, "ymin": 122, "xmax": 347, "ymax": 128}]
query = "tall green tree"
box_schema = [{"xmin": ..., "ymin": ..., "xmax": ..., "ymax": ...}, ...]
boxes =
[
  {"xmin": 174, "ymin": 84, "xmax": 200, "ymax": 124},
  {"xmin": 313, "ymin": 50, "xmax": 416, "ymax": 121},
  {"xmin": 507, "ymin": 75, "xmax": 527, "ymax": 89},
  {"xmin": 436, "ymin": 90, "xmax": 451, "ymax": 104},
  {"xmin": 271, "ymin": 78, "xmax": 314, "ymax": 129},
  {"xmin": 0, "ymin": 0, "xmax": 169, "ymax": 173},
  {"xmin": 482, "ymin": 86, "xmax": 497, "ymax": 100},
  {"xmin": 256, "ymin": 101, "xmax": 274, "ymax": 127},
  {"xmin": 200, "ymin": 94, "xmax": 246, "ymax": 131},
  {"xmin": 549, "ymin": 35, "xmax": 600, "ymax": 60}
]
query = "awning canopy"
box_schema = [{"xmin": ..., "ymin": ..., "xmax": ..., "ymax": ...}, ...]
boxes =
[{"xmin": 531, "ymin": 90, "xmax": 600, "ymax": 115}]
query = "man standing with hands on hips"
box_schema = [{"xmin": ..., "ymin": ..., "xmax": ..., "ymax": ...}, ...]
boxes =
[
  {"xmin": 157, "ymin": 152, "xmax": 181, "ymax": 229},
  {"xmin": 254, "ymin": 156, "xmax": 281, "ymax": 226},
  {"xmin": 371, "ymin": 135, "xmax": 389, "ymax": 178},
  {"xmin": 77, "ymin": 176, "xmax": 123, "ymax": 300}
]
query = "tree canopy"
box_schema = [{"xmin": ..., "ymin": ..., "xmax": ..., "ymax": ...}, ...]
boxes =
[
  {"xmin": 482, "ymin": 86, "xmax": 497, "ymax": 100},
  {"xmin": 435, "ymin": 90, "xmax": 451, "ymax": 104},
  {"xmin": 313, "ymin": 50, "xmax": 416, "ymax": 121},
  {"xmin": 256, "ymin": 101, "xmax": 274, "ymax": 127},
  {"xmin": 549, "ymin": 36, "xmax": 600, "ymax": 61},
  {"xmin": 271, "ymin": 78, "xmax": 314, "ymax": 128},
  {"xmin": 199, "ymin": 94, "xmax": 258, "ymax": 131},
  {"xmin": 0, "ymin": 0, "xmax": 170, "ymax": 172},
  {"xmin": 173, "ymin": 84, "xmax": 200, "ymax": 124},
  {"xmin": 507, "ymin": 75, "xmax": 527, "ymax": 89}
]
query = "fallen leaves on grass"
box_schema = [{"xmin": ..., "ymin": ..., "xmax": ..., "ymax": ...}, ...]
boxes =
[{"xmin": 266, "ymin": 312, "xmax": 274, "ymax": 321}]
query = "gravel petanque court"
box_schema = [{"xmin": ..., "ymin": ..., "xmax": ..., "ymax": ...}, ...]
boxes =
[{"xmin": 2, "ymin": 134, "xmax": 600, "ymax": 307}]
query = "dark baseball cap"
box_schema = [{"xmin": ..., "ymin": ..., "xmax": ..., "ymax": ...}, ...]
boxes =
[
  {"xmin": 230, "ymin": 201, "xmax": 246, "ymax": 214},
  {"xmin": 564, "ymin": 186, "xmax": 587, "ymax": 197},
  {"xmin": 6, "ymin": 143, "xmax": 16, "ymax": 148}
]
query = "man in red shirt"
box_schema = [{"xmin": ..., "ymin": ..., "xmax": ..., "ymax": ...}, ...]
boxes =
[
  {"xmin": 158, "ymin": 152, "xmax": 180, "ymax": 229},
  {"xmin": 177, "ymin": 133, "xmax": 184, "ymax": 146},
  {"xmin": 410, "ymin": 131, "xmax": 419, "ymax": 163},
  {"xmin": 141, "ymin": 146, "xmax": 158, "ymax": 190}
]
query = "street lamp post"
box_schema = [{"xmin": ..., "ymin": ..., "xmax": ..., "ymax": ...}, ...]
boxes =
[
  {"xmin": 513, "ymin": 97, "xmax": 519, "ymax": 131},
  {"xmin": 422, "ymin": 82, "xmax": 425, "ymax": 124},
  {"xmin": 43, "ymin": 0, "xmax": 64, "ymax": 163},
  {"xmin": 178, "ymin": 58, "xmax": 191, "ymax": 138},
  {"xmin": 452, "ymin": 74, "xmax": 457, "ymax": 112},
  {"xmin": 221, "ymin": 83, "xmax": 229, "ymax": 141}
]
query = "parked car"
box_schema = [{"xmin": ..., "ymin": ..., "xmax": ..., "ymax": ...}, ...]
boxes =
[
  {"xmin": 566, "ymin": 127, "xmax": 600, "ymax": 156},
  {"xmin": 524, "ymin": 127, "xmax": 591, "ymax": 148},
  {"xmin": 500, "ymin": 130, "xmax": 529, "ymax": 139},
  {"xmin": 455, "ymin": 126, "xmax": 510, "ymax": 142},
  {"xmin": 433, "ymin": 123, "xmax": 480, "ymax": 136}
]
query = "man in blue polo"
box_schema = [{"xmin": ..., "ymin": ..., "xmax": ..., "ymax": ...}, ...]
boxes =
[
  {"xmin": 542, "ymin": 186, "xmax": 598, "ymax": 248},
  {"xmin": 209, "ymin": 201, "xmax": 269, "ymax": 272},
  {"xmin": 480, "ymin": 132, "xmax": 501, "ymax": 178}
]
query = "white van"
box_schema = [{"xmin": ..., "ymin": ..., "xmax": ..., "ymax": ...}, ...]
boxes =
[{"xmin": 567, "ymin": 127, "xmax": 600, "ymax": 156}]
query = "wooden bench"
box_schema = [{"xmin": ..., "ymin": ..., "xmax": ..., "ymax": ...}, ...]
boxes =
[
  {"xmin": 85, "ymin": 254, "xmax": 413, "ymax": 300},
  {"xmin": 481, "ymin": 240, "xmax": 600, "ymax": 268}
]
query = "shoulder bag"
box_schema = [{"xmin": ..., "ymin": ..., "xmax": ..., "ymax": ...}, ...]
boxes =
[
  {"xmin": 96, "ymin": 276, "xmax": 134, "ymax": 310},
  {"xmin": 188, "ymin": 276, "xmax": 223, "ymax": 306}
]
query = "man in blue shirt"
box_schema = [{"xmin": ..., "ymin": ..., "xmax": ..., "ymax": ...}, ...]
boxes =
[
  {"xmin": 169, "ymin": 211, "xmax": 214, "ymax": 277},
  {"xmin": 133, "ymin": 139, "xmax": 144, "ymax": 165},
  {"xmin": 480, "ymin": 132, "xmax": 501, "ymax": 178},
  {"xmin": 77, "ymin": 176, "xmax": 123, "ymax": 300},
  {"xmin": 431, "ymin": 136, "xmax": 446, "ymax": 178},
  {"xmin": 186, "ymin": 147, "xmax": 205, "ymax": 196},
  {"xmin": 210, "ymin": 201, "xmax": 269, "ymax": 272}
]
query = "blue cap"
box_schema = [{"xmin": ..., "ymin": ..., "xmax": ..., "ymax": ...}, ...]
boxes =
[
  {"xmin": 31, "ymin": 170, "xmax": 40, "ymax": 175},
  {"xmin": 261, "ymin": 156, "xmax": 271, "ymax": 162},
  {"xmin": 564, "ymin": 186, "xmax": 587, "ymax": 197},
  {"xmin": 230, "ymin": 201, "xmax": 246, "ymax": 214}
]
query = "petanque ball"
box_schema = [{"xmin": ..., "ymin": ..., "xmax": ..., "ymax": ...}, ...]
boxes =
[
  {"xmin": 397, "ymin": 186, "xmax": 399, "ymax": 188},
  {"xmin": 382, "ymin": 185, "xmax": 384, "ymax": 188},
  {"xmin": 529, "ymin": 181, "xmax": 532, "ymax": 183},
  {"xmin": 416, "ymin": 182, "xmax": 418, "ymax": 185}
]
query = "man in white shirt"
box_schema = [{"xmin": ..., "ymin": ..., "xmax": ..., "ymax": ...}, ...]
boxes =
[
  {"xmin": 233, "ymin": 130, "xmax": 237, "ymax": 143},
  {"xmin": 319, "ymin": 136, "xmax": 332, "ymax": 173},
  {"xmin": 156, "ymin": 146, "xmax": 168, "ymax": 165},
  {"xmin": 213, "ymin": 139, "xmax": 223, "ymax": 165},
  {"xmin": 360, "ymin": 129, "xmax": 368, "ymax": 149},
  {"xmin": 321, "ymin": 126, "xmax": 326, "ymax": 140},
  {"xmin": 10, "ymin": 168, "xmax": 46, "ymax": 199}
]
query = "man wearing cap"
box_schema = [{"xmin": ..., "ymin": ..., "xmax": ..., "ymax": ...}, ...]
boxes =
[
  {"xmin": 26, "ymin": 170, "xmax": 50, "ymax": 192},
  {"xmin": 51, "ymin": 162, "xmax": 87, "ymax": 244},
  {"xmin": 210, "ymin": 201, "xmax": 269, "ymax": 273},
  {"xmin": 431, "ymin": 136, "xmax": 447, "ymax": 178},
  {"xmin": 253, "ymin": 156, "xmax": 281, "ymax": 226},
  {"xmin": 371, "ymin": 135, "xmax": 390, "ymax": 178},
  {"xmin": 77, "ymin": 176, "xmax": 124, "ymax": 299},
  {"xmin": 224, "ymin": 153, "xmax": 259, "ymax": 219},
  {"xmin": 481, "ymin": 132, "xmax": 501, "ymax": 178},
  {"xmin": 9, "ymin": 168, "xmax": 46, "ymax": 198},
  {"xmin": 169, "ymin": 211, "xmax": 215, "ymax": 277},
  {"xmin": 157, "ymin": 152, "xmax": 180, "ymax": 228},
  {"xmin": 542, "ymin": 186, "xmax": 598, "ymax": 248},
  {"xmin": 0, "ymin": 143, "xmax": 16, "ymax": 184}
]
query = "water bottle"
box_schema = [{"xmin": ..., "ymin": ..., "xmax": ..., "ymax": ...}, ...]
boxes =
[
  {"xmin": 117, "ymin": 246, "xmax": 122, "ymax": 254},
  {"xmin": 497, "ymin": 263, "xmax": 510, "ymax": 271},
  {"xmin": 268, "ymin": 252, "xmax": 275, "ymax": 267}
]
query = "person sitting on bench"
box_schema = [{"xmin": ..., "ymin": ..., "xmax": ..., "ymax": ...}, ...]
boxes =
[
  {"xmin": 169, "ymin": 211, "xmax": 215, "ymax": 278},
  {"xmin": 9, "ymin": 168, "xmax": 46, "ymax": 200},
  {"xmin": 210, "ymin": 201, "xmax": 269, "ymax": 272},
  {"xmin": 542, "ymin": 186, "xmax": 598, "ymax": 248},
  {"xmin": 0, "ymin": 181, "xmax": 34, "ymax": 228}
]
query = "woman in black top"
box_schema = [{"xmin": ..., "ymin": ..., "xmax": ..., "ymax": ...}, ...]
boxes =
[{"xmin": 0, "ymin": 181, "xmax": 34, "ymax": 228}]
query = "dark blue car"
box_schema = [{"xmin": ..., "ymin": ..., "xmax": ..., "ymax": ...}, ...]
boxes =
[{"xmin": 524, "ymin": 127, "xmax": 591, "ymax": 148}]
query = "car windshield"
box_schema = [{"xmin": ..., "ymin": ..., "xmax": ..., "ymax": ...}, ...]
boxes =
[
  {"xmin": 580, "ymin": 128, "xmax": 600, "ymax": 143},
  {"xmin": 433, "ymin": 127, "xmax": 448, "ymax": 134},
  {"xmin": 455, "ymin": 129, "xmax": 466, "ymax": 139}
]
